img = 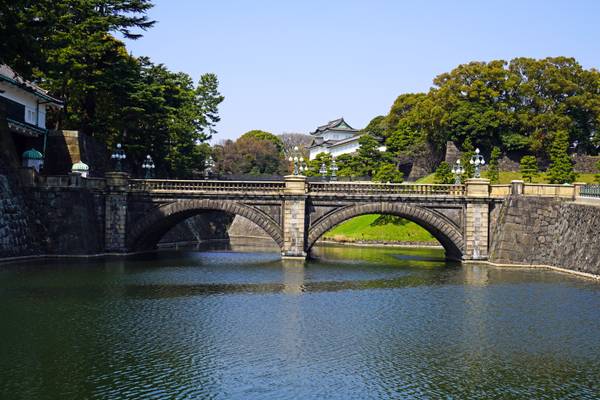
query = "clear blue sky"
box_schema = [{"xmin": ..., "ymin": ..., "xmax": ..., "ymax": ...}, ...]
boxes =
[{"xmin": 125, "ymin": 0, "xmax": 600, "ymax": 142}]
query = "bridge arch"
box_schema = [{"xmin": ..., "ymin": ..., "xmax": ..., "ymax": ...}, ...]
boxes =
[
  {"xmin": 307, "ymin": 203, "xmax": 464, "ymax": 260},
  {"xmin": 127, "ymin": 199, "xmax": 284, "ymax": 252}
]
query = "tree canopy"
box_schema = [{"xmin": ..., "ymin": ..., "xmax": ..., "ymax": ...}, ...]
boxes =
[
  {"xmin": 0, "ymin": 0, "xmax": 223, "ymax": 178},
  {"xmin": 378, "ymin": 57, "xmax": 600, "ymax": 167}
]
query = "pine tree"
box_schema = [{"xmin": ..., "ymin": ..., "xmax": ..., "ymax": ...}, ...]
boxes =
[
  {"xmin": 373, "ymin": 163, "xmax": 403, "ymax": 183},
  {"xmin": 547, "ymin": 130, "xmax": 577, "ymax": 184},
  {"xmin": 487, "ymin": 147, "xmax": 501, "ymax": 183},
  {"xmin": 520, "ymin": 156, "xmax": 539, "ymax": 182},
  {"xmin": 434, "ymin": 162, "xmax": 454, "ymax": 184}
]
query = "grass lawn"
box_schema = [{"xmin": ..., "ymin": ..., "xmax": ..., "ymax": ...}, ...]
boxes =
[{"xmin": 322, "ymin": 214, "xmax": 437, "ymax": 243}]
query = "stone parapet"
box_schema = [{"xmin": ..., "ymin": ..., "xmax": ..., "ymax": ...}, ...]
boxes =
[{"xmin": 465, "ymin": 178, "xmax": 490, "ymax": 198}]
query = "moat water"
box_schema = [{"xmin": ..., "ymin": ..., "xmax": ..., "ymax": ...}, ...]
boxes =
[{"xmin": 1, "ymin": 245, "xmax": 600, "ymax": 399}]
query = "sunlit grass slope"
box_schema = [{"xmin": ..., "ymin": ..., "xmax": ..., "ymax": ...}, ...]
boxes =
[{"xmin": 322, "ymin": 214, "xmax": 437, "ymax": 243}]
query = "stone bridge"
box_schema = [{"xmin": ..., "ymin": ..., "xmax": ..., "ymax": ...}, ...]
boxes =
[{"xmin": 28, "ymin": 172, "xmax": 592, "ymax": 261}]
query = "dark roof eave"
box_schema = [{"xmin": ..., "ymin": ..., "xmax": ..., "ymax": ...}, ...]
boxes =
[{"xmin": 0, "ymin": 75, "xmax": 63, "ymax": 106}]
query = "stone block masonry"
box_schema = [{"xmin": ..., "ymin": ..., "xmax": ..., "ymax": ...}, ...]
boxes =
[{"xmin": 490, "ymin": 196, "xmax": 600, "ymax": 275}]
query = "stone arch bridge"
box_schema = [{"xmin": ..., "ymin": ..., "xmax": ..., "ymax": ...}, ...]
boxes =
[{"xmin": 96, "ymin": 173, "xmax": 506, "ymax": 261}]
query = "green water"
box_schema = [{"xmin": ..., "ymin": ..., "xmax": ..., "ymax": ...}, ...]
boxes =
[{"xmin": 1, "ymin": 245, "xmax": 599, "ymax": 399}]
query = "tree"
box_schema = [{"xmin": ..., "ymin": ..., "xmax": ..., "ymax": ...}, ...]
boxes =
[
  {"xmin": 196, "ymin": 73, "xmax": 224, "ymax": 141},
  {"xmin": 0, "ymin": 0, "xmax": 155, "ymax": 79},
  {"xmin": 363, "ymin": 115, "xmax": 386, "ymax": 138},
  {"xmin": 355, "ymin": 134, "xmax": 386, "ymax": 177},
  {"xmin": 241, "ymin": 130, "xmax": 283, "ymax": 154},
  {"xmin": 306, "ymin": 152, "xmax": 332, "ymax": 177},
  {"xmin": 373, "ymin": 163, "xmax": 403, "ymax": 183},
  {"xmin": 487, "ymin": 147, "xmax": 501, "ymax": 183},
  {"xmin": 434, "ymin": 161, "xmax": 454, "ymax": 184},
  {"xmin": 547, "ymin": 130, "xmax": 577, "ymax": 184},
  {"xmin": 334, "ymin": 154, "xmax": 359, "ymax": 177},
  {"xmin": 279, "ymin": 133, "xmax": 312, "ymax": 157},
  {"xmin": 519, "ymin": 156, "xmax": 539, "ymax": 182},
  {"xmin": 214, "ymin": 136, "xmax": 283, "ymax": 176}
]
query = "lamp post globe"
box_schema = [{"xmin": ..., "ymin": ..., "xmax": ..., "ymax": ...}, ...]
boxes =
[
  {"xmin": 470, "ymin": 148, "xmax": 485, "ymax": 178},
  {"xmin": 330, "ymin": 158, "xmax": 338, "ymax": 181},
  {"xmin": 203, "ymin": 155, "xmax": 214, "ymax": 180},
  {"xmin": 319, "ymin": 162, "xmax": 328, "ymax": 181},
  {"xmin": 111, "ymin": 143, "xmax": 126, "ymax": 172},
  {"xmin": 142, "ymin": 154, "xmax": 155, "ymax": 179},
  {"xmin": 452, "ymin": 159, "xmax": 464, "ymax": 185}
]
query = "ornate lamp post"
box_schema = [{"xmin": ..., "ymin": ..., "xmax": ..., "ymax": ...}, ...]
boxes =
[
  {"xmin": 288, "ymin": 146, "xmax": 304, "ymax": 176},
  {"xmin": 470, "ymin": 148, "xmax": 485, "ymax": 178},
  {"xmin": 203, "ymin": 156, "xmax": 215, "ymax": 180},
  {"xmin": 452, "ymin": 159, "xmax": 464, "ymax": 184},
  {"xmin": 319, "ymin": 162, "xmax": 328, "ymax": 181},
  {"xmin": 111, "ymin": 143, "xmax": 126, "ymax": 172},
  {"xmin": 330, "ymin": 158, "xmax": 338, "ymax": 181},
  {"xmin": 142, "ymin": 154, "xmax": 155, "ymax": 179},
  {"xmin": 299, "ymin": 159, "xmax": 308, "ymax": 174}
]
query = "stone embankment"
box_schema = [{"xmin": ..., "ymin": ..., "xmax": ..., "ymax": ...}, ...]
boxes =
[
  {"xmin": 490, "ymin": 196, "xmax": 600, "ymax": 275},
  {"xmin": 0, "ymin": 173, "xmax": 39, "ymax": 258}
]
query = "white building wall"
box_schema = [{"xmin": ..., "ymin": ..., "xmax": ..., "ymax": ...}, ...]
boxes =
[
  {"xmin": 321, "ymin": 131, "xmax": 354, "ymax": 142},
  {"xmin": 329, "ymin": 140, "xmax": 361, "ymax": 158},
  {"xmin": 0, "ymin": 82, "xmax": 48, "ymax": 128}
]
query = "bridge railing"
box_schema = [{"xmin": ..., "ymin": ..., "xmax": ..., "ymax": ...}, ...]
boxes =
[
  {"xmin": 128, "ymin": 179, "xmax": 286, "ymax": 194},
  {"xmin": 307, "ymin": 182, "xmax": 465, "ymax": 196},
  {"xmin": 580, "ymin": 184, "xmax": 600, "ymax": 199},
  {"xmin": 522, "ymin": 183, "xmax": 576, "ymax": 198}
]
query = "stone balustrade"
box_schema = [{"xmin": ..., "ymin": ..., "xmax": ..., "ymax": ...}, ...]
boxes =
[
  {"xmin": 308, "ymin": 182, "xmax": 465, "ymax": 196},
  {"xmin": 128, "ymin": 179, "xmax": 286, "ymax": 194},
  {"xmin": 31, "ymin": 174, "xmax": 600, "ymax": 204}
]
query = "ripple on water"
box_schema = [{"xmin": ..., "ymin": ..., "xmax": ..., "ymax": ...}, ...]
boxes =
[{"xmin": 1, "ymin": 248, "xmax": 600, "ymax": 399}]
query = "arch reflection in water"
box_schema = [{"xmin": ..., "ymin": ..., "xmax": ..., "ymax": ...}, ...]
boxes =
[{"xmin": 2, "ymin": 248, "xmax": 600, "ymax": 399}]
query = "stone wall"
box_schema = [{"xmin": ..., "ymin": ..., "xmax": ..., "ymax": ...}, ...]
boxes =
[
  {"xmin": 25, "ymin": 187, "xmax": 106, "ymax": 255},
  {"xmin": 45, "ymin": 130, "xmax": 109, "ymax": 176},
  {"xmin": 490, "ymin": 196, "xmax": 600, "ymax": 275},
  {"xmin": 0, "ymin": 174, "xmax": 41, "ymax": 258},
  {"xmin": 573, "ymin": 154, "xmax": 600, "ymax": 173}
]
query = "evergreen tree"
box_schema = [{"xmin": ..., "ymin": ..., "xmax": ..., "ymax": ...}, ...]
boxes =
[
  {"xmin": 355, "ymin": 134, "xmax": 385, "ymax": 177},
  {"xmin": 547, "ymin": 130, "xmax": 577, "ymax": 184},
  {"xmin": 519, "ymin": 156, "xmax": 539, "ymax": 182},
  {"xmin": 373, "ymin": 163, "xmax": 403, "ymax": 183},
  {"xmin": 434, "ymin": 161, "xmax": 454, "ymax": 184},
  {"xmin": 487, "ymin": 147, "xmax": 501, "ymax": 183},
  {"xmin": 306, "ymin": 152, "xmax": 332, "ymax": 177}
]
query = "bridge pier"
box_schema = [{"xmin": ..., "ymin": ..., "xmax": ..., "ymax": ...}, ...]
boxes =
[
  {"xmin": 104, "ymin": 172, "xmax": 129, "ymax": 253},
  {"xmin": 281, "ymin": 175, "xmax": 307, "ymax": 260},
  {"xmin": 464, "ymin": 178, "xmax": 490, "ymax": 260}
]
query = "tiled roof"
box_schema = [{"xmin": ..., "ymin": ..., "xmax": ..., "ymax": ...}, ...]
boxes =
[
  {"xmin": 311, "ymin": 117, "xmax": 357, "ymax": 135},
  {"xmin": 0, "ymin": 65, "xmax": 63, "ymax": 106}
]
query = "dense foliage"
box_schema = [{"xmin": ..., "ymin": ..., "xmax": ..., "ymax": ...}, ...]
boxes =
[
  {"xmin": 0, "ymin": 0, "xmax": 223, "ymax": 178},
  {"xmin": 434, "ymin": 162, "xmax": 454, "ymax": 184},
  {"xmin": 519, "ymin": 156, "xmax": 539, "ymax": 183},
  {"xmin": 547, "ymin": 130, "xmax": 577, "ymax": 183},
  {"xmin": 379, "ymin": 57, "xmax": 600, "ymax": 158},
  {"xmin": 213, "ymin": 131, "xmax": 285, "ymax": 176},
  {"xmin": 487, "ymin": 147, "xmax": 501, "ymax": 183}
]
